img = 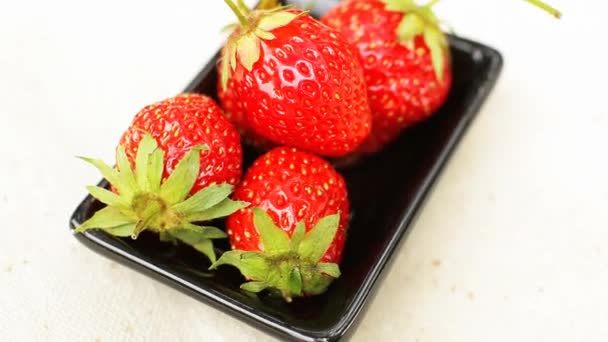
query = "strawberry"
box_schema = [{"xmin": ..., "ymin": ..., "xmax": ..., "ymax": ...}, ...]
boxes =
[
  {"xmin": 75, "ymin": 94, "xmax": 247, "ymax": 262},
  {"xmin": 119, "ymin": 93, "xmax": 243, "ymax": 192},
  {"xmin": 211, "ymin": 147, "xmax": 349, "ymax": 301},
  {"xmin": 322, "ymin": 0, "xmax": 561, "ymax": 154},
  {"xmin": 218, "ymin": 0, "xmax": 372, "ymax": 157},
  {"xmin": 321, "ymin": 0, "xmax": 452, "ymax": 154}
]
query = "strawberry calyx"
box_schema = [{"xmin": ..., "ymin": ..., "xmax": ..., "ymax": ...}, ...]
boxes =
[
  {"xmin": 381, "ymin": 0, "xmax": 449, "ymax": 82},
  {"xmin": 220, "ymin": 0, "xmax": 307, "ymax": 90},
  {"xmin": 210, "ymin": 208, "xmax": 342, "ymax": 302},
  {"xmin": 75, "ymin": 133, "xmax": 248, "ymax": 263}
]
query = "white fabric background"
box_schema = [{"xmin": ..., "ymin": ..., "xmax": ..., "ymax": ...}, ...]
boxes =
[{"xmin": 2, "ymin": 0, "xmax": 607, "ymax": 341}]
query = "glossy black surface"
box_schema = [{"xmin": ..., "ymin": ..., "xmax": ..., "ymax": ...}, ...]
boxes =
[{"xmin": 69, "ymin": 5, "xmax": 503, "ymax": 341}]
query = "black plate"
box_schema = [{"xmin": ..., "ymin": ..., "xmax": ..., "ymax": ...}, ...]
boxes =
[{"xmin": 69, "ymin": 3, "xmax": 503, "ymax": 341}]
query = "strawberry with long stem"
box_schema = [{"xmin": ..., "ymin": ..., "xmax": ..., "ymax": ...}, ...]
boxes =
[
  {"xmin": 321, "ymin": 0, "xmax": 453, "ymax": 154},
  {"xmin": 321, "ymin": 0, "xmax": 560, "ymax": 155}
]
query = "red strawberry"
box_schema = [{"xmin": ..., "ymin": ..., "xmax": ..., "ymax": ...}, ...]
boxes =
[
  {"xmin": 211, "ymin": 147, "xmax": 349, "ymax": 301},
  {"xmin": 217, "ymin": 77, "xmax": 275, "ymax": 150},
  {"xmin": 120, "ymin": 93, "xmax": 242, "ymax": 192},
  {"xmin": 322, "ymin": 0, "xmax": 561, "ymax": 154},
  {"xmin": 321, "ymin": 0, "xmax": 452, "ymax": 154},
  {"xmin": 76, "ymin": 94, "xmax": 247, "ymax": 262},
  {"xmin": 218, "ymin": 0, "xmax": 372, "ymax": 157}
]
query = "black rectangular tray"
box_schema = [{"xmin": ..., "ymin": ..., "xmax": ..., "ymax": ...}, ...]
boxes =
[{"xmin": 69, "ymin": 4, "xmax": 502, "ymax": 341}]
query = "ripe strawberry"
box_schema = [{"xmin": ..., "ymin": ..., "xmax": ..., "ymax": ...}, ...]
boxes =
[
  {"xmin": 76, "ymin": 94, "xmax": 247, "ymax": 262},
  {"xmin": 211, "ymin": 147, "xmax": 349, "ymax": 301},
  {"xmin": 321, "ymin": 0, "xmax": 452, "ymax": 154},
  {"xmin": 322, "ymin": 0, "xmax": 561, "ymax": 154},
  {"xmin": 120, "ymin": 93, "xmax": 243, "ymax": 192},
  {"xmin": 218, "ymin": 0, "xmax": 372, "ymax": 157}
]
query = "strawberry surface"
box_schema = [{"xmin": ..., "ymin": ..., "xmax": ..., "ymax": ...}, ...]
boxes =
[{"xmin": 217, "ymin": 78, "xmax": 275, "ymax": 150}]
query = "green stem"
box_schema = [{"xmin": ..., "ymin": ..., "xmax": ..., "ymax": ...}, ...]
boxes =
[
  {"xmin": 523, "ymin": 0, "xmax": 562, "ymax": 18},
  {"xmin": 224, "ymin": 0, "xmax": 249, "ymax": 27},
  {"xmin": 236, "ymin": 0, "xmax": 251, "ymax": 14}
]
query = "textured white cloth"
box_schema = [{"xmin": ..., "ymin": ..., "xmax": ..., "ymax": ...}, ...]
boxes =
[{"xmin": 2, "ymin": 0, "xmax": 607, "ymax": 341}]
